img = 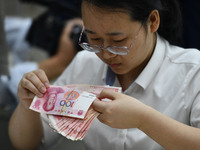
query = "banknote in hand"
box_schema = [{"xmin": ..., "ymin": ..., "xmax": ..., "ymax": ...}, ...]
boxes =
[{"xmin": 30, "ymin": 85, "xmax": 96, "ymax": 119}]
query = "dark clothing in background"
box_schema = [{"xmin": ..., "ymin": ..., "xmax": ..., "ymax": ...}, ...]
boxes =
[{"xmin": 179, "ymin": 0, "xmax": 200, "ymax": 50}]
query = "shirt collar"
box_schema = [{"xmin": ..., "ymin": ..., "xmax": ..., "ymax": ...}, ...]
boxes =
[{"xmin": 135, "ymin": 33, "xmax": 166, "ymax": 89}]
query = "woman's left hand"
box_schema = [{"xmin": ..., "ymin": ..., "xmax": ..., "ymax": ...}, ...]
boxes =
[{"xmin": 92, "ymin": 89, "xmax": 148, "ymax": 129}]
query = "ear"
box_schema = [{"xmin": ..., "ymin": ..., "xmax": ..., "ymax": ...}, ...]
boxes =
[{"xmin": 148, "ymin": 10, "xmax": 160, "ymax": 33}]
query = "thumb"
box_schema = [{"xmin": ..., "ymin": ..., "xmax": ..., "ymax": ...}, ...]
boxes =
[
  {"xmin": 93, "ymin": 89, "xmax": 118, "ymax": 113},
  {"xmin": 92, "ymin": 99, "xmax": 107, "ymax": 113},
  {"xmin": 97, "ymin": 89, "xmax": 118, "ymax": 100}
]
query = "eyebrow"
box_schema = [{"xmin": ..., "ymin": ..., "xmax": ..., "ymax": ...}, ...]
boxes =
[{"xmin": 85, "ymin": 29, "xmax": 124, "ymax": 36}]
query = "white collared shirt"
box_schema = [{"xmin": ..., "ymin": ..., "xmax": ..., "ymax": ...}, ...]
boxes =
[{"xmin": 41, "ymin": 34, "xmax": 200, "ymax": 150}]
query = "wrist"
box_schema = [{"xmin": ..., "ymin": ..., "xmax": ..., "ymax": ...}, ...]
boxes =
[{"xmin": 18, "ymin": 101, "xmax": 40, "ymax": 117}]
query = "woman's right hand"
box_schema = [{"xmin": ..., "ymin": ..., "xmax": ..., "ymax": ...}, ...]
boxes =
[{"xmin": 17, "ymin": 69, "xmax": 50, "ymax": 109}]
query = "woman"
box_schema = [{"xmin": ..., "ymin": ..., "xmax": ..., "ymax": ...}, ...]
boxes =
[{"xmin": 9, "ymin": 0, "xmax": 200, "ymax": 149}]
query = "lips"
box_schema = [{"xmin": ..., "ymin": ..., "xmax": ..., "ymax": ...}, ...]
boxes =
[{"xmin": 109, "ymin": 63, "xmax": 121, "ymax": 68}]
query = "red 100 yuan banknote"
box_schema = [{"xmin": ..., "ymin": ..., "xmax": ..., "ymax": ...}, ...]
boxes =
[{"xmin": 30, "ymin": 85, "xmax": 96, "ymax": 119}]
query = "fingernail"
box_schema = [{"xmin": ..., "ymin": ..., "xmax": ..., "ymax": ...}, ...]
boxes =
[
  {"xmin": 40, "ymin": 87, "xmax": 46, "ymax": 93},
  {"xmin": 37, "ymin": 92, "xmax": 43, "ymax": 97},
  {"xmin": 45, "ymin": 82, "xmax": 49, "ymax": 87}
]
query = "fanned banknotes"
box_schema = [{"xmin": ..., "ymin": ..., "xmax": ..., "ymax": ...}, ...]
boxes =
[{"xmin": 29, "ymin": 84, "xmax": 122, "ymax": 140}]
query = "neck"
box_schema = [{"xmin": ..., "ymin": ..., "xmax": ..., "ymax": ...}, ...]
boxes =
[
  {"xmin": 117, "ymin": 61, "xmax": 147, "ymax": 91},
  {"xmin": 117, "ymin": 33, "xmax": 157, "ymax": 91}
]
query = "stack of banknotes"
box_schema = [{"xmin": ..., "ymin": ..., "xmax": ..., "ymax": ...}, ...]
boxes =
[{"xmin": 30, "ymin": 84, "xmax": 121, "ymax": 140}]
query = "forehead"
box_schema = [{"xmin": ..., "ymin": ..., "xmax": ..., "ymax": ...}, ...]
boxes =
[{"xmin": 81, "ymin": 2, "xmax": 133, "ymax": 29}]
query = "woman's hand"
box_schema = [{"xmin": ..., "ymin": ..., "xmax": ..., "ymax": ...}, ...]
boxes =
[
  {"xmin": 17, "ymin": 69, "xmax": 50, "ymax": 109},
  {"xmin": 9, "ymin": 69, "xmax": 48, "ymax": 149},
  {"xmin": 92, "ymin": 89, "xmax": 148, "ymax": 129}
]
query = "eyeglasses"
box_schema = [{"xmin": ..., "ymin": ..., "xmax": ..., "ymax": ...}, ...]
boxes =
[{"xmin": 78, "ymin": 25, "xmax": 142, "ymax": 55}]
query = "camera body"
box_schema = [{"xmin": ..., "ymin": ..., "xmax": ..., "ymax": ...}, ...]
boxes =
[{"xmin": 70, "ymin": 25, "xmax": 88, "ymax": 52}]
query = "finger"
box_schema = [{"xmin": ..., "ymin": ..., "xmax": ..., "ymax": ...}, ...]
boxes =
[
  {"xmin": 33, "ymin": 69, "xmax": 50, "ymax": 88},
  {"xmin": 97, "ymin": 113, "xmax": 108, "ymax": 125},
  {"xmin": 20, "ymin": 77, "xmax": 44, "ymax": 98},
  {"xmin": 18, "ymin": 83, "xmax": 36, "ymax": 100},
  {"xmin": 66, "ymin": 18, "xmax": 83, "ymax": 28},
  {"xmin": 22, "ymin": 89, "xmax": 36, "ymax": 101},
  {"xmin": 97, "ymin": 89, "xmax": 118, "ymax": 100},
  {"xmin": 26, "ymin": 90, "xmax": 35, "ymax": 99},
  {"xmin": 70, "ymin": 18, "xmax": 83, "ymax": 26},
  {"xmin": 92, "ymin": 99, "xmax": 109, "ymax": 113},
  {"xmin": 24, "ymin": 71, "xmax": 48, "ymax": 94}
]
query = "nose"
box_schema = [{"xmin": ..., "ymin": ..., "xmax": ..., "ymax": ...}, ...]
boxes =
[
  {"xmin": 101, "ymin": 48, "xmax": 116, "ymax": 59},
  {"xmin": 101, "ymin": 41, "xmax": 116, "ymax": 59}
]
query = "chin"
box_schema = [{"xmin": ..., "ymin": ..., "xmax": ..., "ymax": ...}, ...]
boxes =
[{"xmin": 111, "ymin": 68, "xmax": 127, "ymax": 75}]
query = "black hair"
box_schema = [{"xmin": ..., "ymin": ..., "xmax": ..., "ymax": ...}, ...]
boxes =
[{"xmin": 81, "ymin": 0, "xmax": 183, "ymax": 46}]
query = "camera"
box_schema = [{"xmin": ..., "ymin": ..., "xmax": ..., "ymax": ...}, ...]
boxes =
[{"xmin": 70, "ymin": 25, "xmax": 87, "ymax": 52}]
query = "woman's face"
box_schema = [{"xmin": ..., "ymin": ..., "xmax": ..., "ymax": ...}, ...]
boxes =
[{"xmin": 81, "ymin": 2, "xmax": 156, "ymax": 76}]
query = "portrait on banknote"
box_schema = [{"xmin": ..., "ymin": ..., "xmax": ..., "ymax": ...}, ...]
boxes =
[{"xmin": 43, "ymin": 87, "xmax": 65, "ymax": 111}]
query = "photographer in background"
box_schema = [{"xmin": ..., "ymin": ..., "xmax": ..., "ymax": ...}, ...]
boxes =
[{"xmin": 4, "ymin": 0, "xmax": 84, "ymax": 110}]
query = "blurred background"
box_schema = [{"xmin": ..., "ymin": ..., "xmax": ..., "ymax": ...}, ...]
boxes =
[
  {"xmin": 1, "ymin": 0, "xmax": 47, "ymax": 149},
  {"xmin": 0, "ymin": 0, "xmax": 85, "ymax": 149}
]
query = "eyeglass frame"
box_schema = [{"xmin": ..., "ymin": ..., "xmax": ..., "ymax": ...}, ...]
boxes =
[{"xmin": 78, "ymin": 24, "xmax": 143, "ymax": 55}]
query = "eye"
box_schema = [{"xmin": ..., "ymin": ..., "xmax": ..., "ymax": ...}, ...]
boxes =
[
  {"xmin": 114, "ymin": 39, "xmax": 124, "ymax": 43},
  {"xmin": 90, "ymin": 38, "xmax": 101, "ymax": 41},
  {"xmin": 113, "ymin": 38, "xmax": 127, "ymax": 43},
  {"xmin": 88, "ymin": 37, "xmax": 102, "ymax": 45}
]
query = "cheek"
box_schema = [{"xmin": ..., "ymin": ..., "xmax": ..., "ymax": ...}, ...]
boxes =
[
  {"xmin": 128, "ymin": 40, "xmax": 145, "ymax": 63},
  {"xmin": 122, "ymin": 56, "xmax": 133, "ymax": 67},
  {"xmin": 121, "ymin": 54, "xmax": 141, "ymax": 72},
  {"xmin": 95, "ymin": 53, "xmax": 104, "ymax": 61}
]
